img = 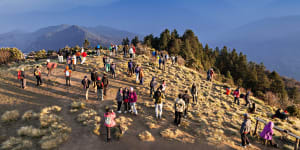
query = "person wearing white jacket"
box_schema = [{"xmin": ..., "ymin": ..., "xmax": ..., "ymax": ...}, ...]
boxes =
[{"xmin": 129, "ymin": 48, "xmax": 133, "ymax": 58}]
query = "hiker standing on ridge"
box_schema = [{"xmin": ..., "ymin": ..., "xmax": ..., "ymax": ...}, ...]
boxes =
[
  {"xmin": 91, "ymin": 69, "xmax": 98, "ymax": 93},
  {"xmin": 67, "ymin": 56, "xmax": 72, "ymax": 70},
  {"xmin": 129, "ymin": 46, "xmax": 134, "ymax": 58},
  {"xmin": 103, "ymin": 55, "xmax": 107, "ymax": 68},
  {"xmin": 102, "ymin": 74, "xmax": 109, "ymax": 96},
  {"xmin": 244, "ymin": 90, "xmax": 251, "ymax": 107},
  {"xmin": 159, "ymin": 56, "xmax": 162, "ymax": 69},
  {"xmin": 154, "ymin": 88, "xmax": 164, "ymax": 119},
  {"xmin": 139, "ymin": 68, "xmax": 144, "ymax": 85},
  {"xmin": 207, "ymin": 68, "xmax": 214, "ymax": 81},
  {"xmin": 233, "ymin": 87, "xmax": 240, "ymax": 105},
  {"xmin": 116, "ymin": 88, "xmax": 123, "ymax": 113},
  {"xmin": 18, "ymin": 68, "xmax": 26, "ymax": 89},
  {"xmin": 174, "ymin": 94, "xmax": 185, "ymax": 127},
  {"xmin": 240, "ymin": 113, "xmax": 251, "ymax": 148},
  {"xmin": 104, "ymin": 107, "xmax": 123, "ymax": 142},
  {"xmin": 191, "ymin": 83, "xmax": 198, "ymax": 104},
  {"xmin": 123, "ymin": 87, "xmax": 130, "ymax": 113},
  {"xmin": 110, "ymin": 62, "xmax": 116, "ymax": 79},
  {"xmin": 182, "ymin": 90, "xmax": 190, "ymax": 118},
  {"xmin": 105, "ymin": 56, "xmax": 111, "ymax": 73},
  {"xmin": 96, "ymin": 77, "xmax": 104, "ymax": 101},
  {"xmin": 34, "ymin": 66, "xmax": 43, "ymax": 86},
  {"xmin": 171, "ymin": 55, "xmax": 175, "ymax": 65},
  {"xmin": 128, "ymin": 60, "xmax": 133, "ymax": 77},
  {"xmin": 64, "ymin": 66, "xmax": 72, "ymax": 86},
  {"xmin": 150, "ymin": 77, "xmax": 157, "ymax": 97},
  {"xmin": 132, "ymin": 44, "xmax": 136, "ymax": 58},
  {"xmin": 81, "ymin": 76, "xmax": 91, "ymax": 100},
  {"xmin": 135, "ymin": 65, "xmax": 141, "ymax": 83},
  {"xmin": 162, "ymin": 55, "xmax": 166, "ymax": 71},
  {"xmin": 129, "ymin": 87, "xmax": 138, "ymax": 115}
]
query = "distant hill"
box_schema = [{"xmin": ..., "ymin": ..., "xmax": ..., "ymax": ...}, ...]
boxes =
[
  {"xmin": 209, "ymin": 16, "xmax": 300, "ymax": 80},
  {"xmin": 0, "ymin": 24, "xmax": 139, "ymax": 53}
]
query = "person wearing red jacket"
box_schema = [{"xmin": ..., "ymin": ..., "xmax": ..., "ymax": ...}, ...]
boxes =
[
  {"xmin": 233, "ymin": 88, "xmax": 240, "ymax": 105},
  {"xmin": 132, "ymin": 44, "xmax": 136, "ymax": 58},
  {"xmin": 81, "ymin": 51, "xmax": 87, "ymax": 64},
  {"xmin": 104, "ymin": 107, "xmax": 122, "ymax": 142}
]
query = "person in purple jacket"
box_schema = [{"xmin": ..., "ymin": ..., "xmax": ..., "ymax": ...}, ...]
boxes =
[
  {"xmin": 260, "ymin": 121, "xmax": 278, "ymax": 148},
  {"xmin": 128, "ymin": 87, "xmax": 138, "ymax": 115}
]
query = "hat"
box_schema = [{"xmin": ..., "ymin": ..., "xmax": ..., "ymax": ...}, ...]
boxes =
[
  {"xmin": 244, "ymin": 113, "xmax": 249, "ymax": 118},
  {"xmin": 21, "ymin": 68, "xmax": 24, "ymax": 71},
  {"xmin": 84, "ymin": 76, "xmax": 87, "ymax": 78},
  {"xmin": 130, "ymin": 87, "xmax": 134, "ymax": 91}
]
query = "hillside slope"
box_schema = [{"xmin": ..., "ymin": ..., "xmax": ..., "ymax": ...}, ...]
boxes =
[{"xmin": 0, "ymin": 53, "xmax": 299, "ymax": 150}]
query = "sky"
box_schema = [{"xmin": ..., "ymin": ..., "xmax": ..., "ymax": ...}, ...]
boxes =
[{"xmin": 1, "ymin": 0, "xmax": 300, "ymax": 42}]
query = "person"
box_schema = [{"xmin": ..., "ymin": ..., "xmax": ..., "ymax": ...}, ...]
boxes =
[
  {"xmin": 58, "ymin": 53, "xmax": 64, "ymax": 63},
  {"xmin": 46, "ymin": 60, "xmax": 57, "ymax": 76},
  {"xmin": 150, "ymin": 77, "xmax": 157, "ymax": 97},
  {"xmin": 96, "ymin": 45, "xmax": 101, "ymax": 56},
  {"xmin": 159, "ymin": 56, "xmax": 162, "ymax": 69},
  {"xmin": 245, "ymin": 91, "xmax": 251, "ymax": 107},
  {"xmin": 76, "ymin": 51, "xmax": 81, "ymax": 64},
  {"xmin": 135, "ymin": 65, "xmax": 140, "ymax": 83},
  {"xmin": 210, "ymin": 68, "xmax": 214, "ymax": 81},
  {"xmin": 81, "ymin": 76, "xmax": 91, "ymax": 100},
  {"xmin": 123, "ymin": 88, "xmax": 130, "ymax": 113},
  {"xmin": 115, "ymin": 45, "xmax": 118, "ymax": 56},
  {"xmin": 96, "ymin": 77, "xmax": 104, "ymax": 101},
  {"xmin": 129, "ymin": 46, "xmax": 133, "ymax": 58},
  {"xmin": 129, "ymin": 87, "xmax": 138, "ymax": 115},
  {"xmin": 160, "ymin": 80, "xmax": 167, "ymax": 96},
  {"xmin": 139, "ymin": 68, "xmax": 144, "ymax": 85},
  {"xmin": 233, "ymin": 88, "xmax": 240, "ymax": 105},
  {"xmin": 175, "ymin": 55, "xmax": 178, "ymax": 64},
  {"xmin": 67, "ymin": 56, "xmax": 72, "ymax": 70},
  {"xmin": 191, "ymin": 83, "xmax": 198, "ymax": 104},
  {"xmin": 109, "ymin": 44, "xmax": 113, "ymax": 56},
  {"xmin": 123, "ymin": 45, "xmax": 127, "ymax": 57},
  {"xmin": 72, "ymin": 54, "xmax": 77, "ymax": 71},
  {"xmin": 152, "ymin": 50, "xmax": 156, "ymax": 62},
  {"xmin": 110, "ymin": 62, "xmax": 116, "ymax": 79},
  {"xmin": 91, "ymin": 69, "xmax": 98, "ymax": 93},
  {"xmin": 182, "ymin": 90, "xmax": 190, "ymax": 118},
  {"xmin": 260, "ymin": 121, "xmax": 278, "ymax": 148},
  {"xmin": 64, "ymin": 66, "xmax": 72, "ymax": 86},
  {"xmin": 171, "ymin": 56, "xmax": 175, "ymax": 65},
  {"xmin": 240, "ymin": 113, "xmax": 251, "ymax": 148},
  {"xmin": 128, "ymin": 60, "xmax": 133, "ymax": 77},
  {"xmin": 18, "ymin": 68, "xmax": 26, "ymax": 89},
  {"xmin": 154, "ymin": 88, "xmax": 164, "ymax": 119},
  {"xmin": 248, "ymin": 103, "xmax": 256, "ymax": 113},
  {"xmin": 226, "ymin": 87, "xmax": 231, "ymax": 96},
  {"xmin": 105, "ymin": 56, "xmax": 111, "ymax": 73},
  {"xmin": 104, "ymin": 107, "xmax": 122, "ymax": 142},
  {"xmin": 132, "ymin": 44, "xmax": 136, "ymax": 58},
  {"xmin": 272, "ymin": 109, "xmax": 288, "ymax": 120},
  {"xmin": 174, "ymin": 94, "xmax": 185, "ymax": 126},
  {"xmin": 116, "ymin": 88, "xmax": 123, "ymax": 113},
  {"xmin": 34, "ymin": 66, "xmax": 42, "ymax": 86},
  {"xmin": 103, "ymin": 55, "xmax": 107, "ymax": 68},
  {"xmin": 162, "ymin": 56, "xmax": 166, "ymax": 71},
  {"xmin": 102, "ymin": 74, "xmax": 109, "ymax": 96},
  {"xmin": 81, "ymin": 50, "xmax": 87, "ymax": 64}
]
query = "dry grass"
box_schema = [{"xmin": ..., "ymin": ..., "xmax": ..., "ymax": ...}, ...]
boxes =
[
  {"xmin": 146, "ymin": 122, "xmax": 160, "ymax": 129},
  {"xmin": 22, "ymin": 110, "xmax": 39, "ymax": 121},
  {"xmin": 1, "ymin": 110, "xmax": 20, "ymax": 123},
  {"xmin": 40, "ymin": 133, "xmax": 69, "ymax": 150},
  {"xmin": 160, "ymin": 128, "xmax": 195, "ymax": 143},
  {"xmin": 17, "ymin": 126, "xmax": 47, "ymax": 137},
  {"xmin": 138, "ymin": 130, "xmax": 155, "ymax": 142},
  {"xmin": 1, "ymin": 137, "xmax": 32, "ymax": 150}
]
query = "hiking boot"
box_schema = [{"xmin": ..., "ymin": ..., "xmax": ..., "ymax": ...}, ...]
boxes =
[
  {"xmin": 239, "ymin": 144, "xmax": 246, "ymax": 148},
  {"xmin": 177, "ymin": 124, "xmax": 181, "ymax": 127},
  {"xmin": 117, "ymin": 111, "xmax": 121, "ymax": 113}
]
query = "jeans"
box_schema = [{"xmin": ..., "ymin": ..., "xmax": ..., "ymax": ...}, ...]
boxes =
[
  {"xmin": 241, "ymin": 133, "xmax": 250, "ymax": 146},
  {"xmin": 174, "ymin": 111, "xmax": 182, "ymax": 125},
  {"xmin": 20, "ymin": 79, "xmax": 26, "ymax": 88},
  {"xmin": 192, "ymin": 94, "xmax": 197, "ymax": 103},
  {"xmin": 130, "ymin": 102, "xmax": 138, "ymax": 115},
  {"xmin": 184, "ymin": 103, "xmax": 189, "ymax": 117},
  {"xmin": 97, "ymin": 89, "xmax": 103, "ymax": 101},
  {"xmin": 117, "ymin": 101, "xmax": 122, "ymax": 111},
  {"xmin": 36, "ymin": 76, "xmax": 42, "ymax": 86},
  {"xmin": 150, "ymin": 87, "xmax": 155, "ymax": 97},
  {"xmin": 234, "ymin": 97, "xmax": 240, "ymax": 105},
  {"xmin": 136, "ymin": 73, "xmax": 139, "ymax": 82},
  {"xmin": 155, "ymin": 103, "xmax": 163, "ymax": 118},
  {"xmin": 123, "ymin": 102, "xmax": 129, "ymax": 112},
  {"xmin": 66, "ymin": 77, "xmax": 71, "ymax": 86},
  {"xmin": 140, "ymin": 77, "xmax": 144, "ymax": 85}
]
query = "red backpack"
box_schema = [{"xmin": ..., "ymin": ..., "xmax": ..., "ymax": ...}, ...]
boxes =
[{"xmin": 17, "ymin": 71, "xmax": 22, "ymax": 80}]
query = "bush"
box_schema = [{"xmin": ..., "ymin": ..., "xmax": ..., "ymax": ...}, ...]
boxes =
[
  {"xmin": 286, "ymin": 105, "xmax": 300, "ymax": 118},
  {"xmin": 0, "ymin": 48, "xmax": 23, "ymax": 64},
  {"xmin": 1, "ymin": 110, "xmax": 20, "ymax": 122}
]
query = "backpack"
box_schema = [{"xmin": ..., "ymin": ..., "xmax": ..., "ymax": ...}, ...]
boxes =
[
  {"xmin": 105, "ymin": 115, "xmax": 111, "ymax": 125},
  {"xmin": 17, "ymin": 71, "xmax": 22, "ymax": 80},
  {"xmin": 175, "ymin": 100, "xmax": 184, "ymax": 112},
  {"xmin": 34, "ymin": 70, "xmax": 39, "ymax": 76},
  {"xmin": 65, "ymin": 70, "xmax": 70, "ymax": 77}
]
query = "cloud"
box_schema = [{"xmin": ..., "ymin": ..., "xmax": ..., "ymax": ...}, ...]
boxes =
[{"xmin": 0, "ymin": 0, "xmax": 118, "ymax": 14}]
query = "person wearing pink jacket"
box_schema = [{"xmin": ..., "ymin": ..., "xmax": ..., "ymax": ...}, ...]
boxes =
[
  {"xmin": 260, "ymin": 121, "xmax": 278, "ymax": 148},
  {"xmin": 104, "ymin": 107, "xmax": 122, "ymax": 142},
  {"xmin": 129, "ymin": 87, "xmax": 138, "ymax": 115}
]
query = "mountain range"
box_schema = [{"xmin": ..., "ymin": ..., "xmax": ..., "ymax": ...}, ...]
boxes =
[
  {"xmin": 0, "ymin": 24, "xmax": 138, "ymax": 53},
  {"xmin": 209, "ymin": 16, "xmax": 300, "ymax": 80}
]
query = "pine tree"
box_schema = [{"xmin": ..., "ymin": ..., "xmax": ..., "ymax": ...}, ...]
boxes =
[
  {"xmin": 83, "ymin": 39, "xmax": 90, "ymax": 49},
  {"xmin": 131, "ymin": 36, "xmax": 140, "ymax": 46},
  {"xmin": 159, "ymin": 29, "xmax": 171, "ymax": 51},
  {"xmin": 122, "ymin": 37, "xmax": 130, "ymax": 45}
]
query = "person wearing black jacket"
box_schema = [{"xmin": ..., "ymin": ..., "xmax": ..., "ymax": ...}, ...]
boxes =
[
  {"xmin": 96, "ymin": 77, "xmax": 104, "ymax": 101},
  {"xmin": 81, "ymin": 76, "xmax": 91, "ymax": 100},
  {"xmin": 123, "ymin": 88, "xmax": 130, "ymax": 113},
  {"xmin": 102, "ymin": 74, "xmax": 109, "ymax": 96},
  {"xmin": 91, "ymin": 69, "xmax": 98, "ymax": 93},
  {"xmin": 182, "ymin": 90, "xmax": 190, "ymax": 118}
]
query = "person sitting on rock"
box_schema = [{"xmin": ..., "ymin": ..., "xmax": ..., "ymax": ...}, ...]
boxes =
[
  {"xmin": 272, "ymin": 109, "xmax": 288, "ymax": 120},
  {"xmin": 260, "ymin": 121, "xmax": 278, "ymax": 148},
  {"xmin": 240, "ymin": 113, "xmax": 251, "ymax": 148},
  {"xmin": 174, "ymin": 94, "xmax": 185, "ymax": 127},
  {"xmin": 104, "ymin": 107, "xmax": 123, "ymax": 142}
]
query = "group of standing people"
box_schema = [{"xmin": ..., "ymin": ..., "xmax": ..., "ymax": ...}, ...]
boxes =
[{"xmin": 115, "ymin": 87, "xmax": 138, "ymax": 115}]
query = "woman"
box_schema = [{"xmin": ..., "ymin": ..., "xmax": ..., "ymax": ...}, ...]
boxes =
[
  {"xmin": 116, "ymin": 88, "xmax": 123, "ymax": 113},
  {"xmin": 104, "ymin": 107, "xmax": 122, "ymax": 142},
  {"xmin": 123, "ymin": 88, "xmax": 129, "ymax": 113},
  {"xmin": 129, "ymin": 87, "xmax": 138, "ymax": 115},
  {"xmin": 260, "ymin": 121, "xmax": 278, "ymax": 148},
  {"xmin": 139, "ymin": 68, "xmax": 144, "ymax": 85}
]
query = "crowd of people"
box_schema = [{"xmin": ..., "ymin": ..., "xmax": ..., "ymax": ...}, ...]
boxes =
[{"xmin": 16, "ymin": 45, "xmax": 290, "ymax": 147}]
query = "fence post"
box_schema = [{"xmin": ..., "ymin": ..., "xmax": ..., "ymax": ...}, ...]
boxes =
[
  {"xmin": 254, "ymin": 119, "xmax": 259, "ymax": 135},
  {"xmin": 295, "ymin": 138, "xmax": 299, "ymax": 150}
]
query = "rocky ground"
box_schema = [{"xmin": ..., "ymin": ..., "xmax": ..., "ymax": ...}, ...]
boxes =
[{"xmin": 0, "ymin": 52, "xmax": 299, "ymax": 150}]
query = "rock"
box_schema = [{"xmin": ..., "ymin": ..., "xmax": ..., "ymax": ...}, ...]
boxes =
[{"xmin": 138, "ymin": 131, "xmax": 155, "ymax": 142}]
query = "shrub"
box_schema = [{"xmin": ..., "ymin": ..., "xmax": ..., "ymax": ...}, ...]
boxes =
[
  {"xmin": 1, "ymin": 137, "xmax": 32, "ymax": 150},
  {"xmin": 286, "ymin": 105, "xmax": 300, "ymax": 118},
  {"xmin": 17, "ymin": 126, "xmax": 47, "ymax": 137},
  {"xmin": 1, "ymin": 110, "xmax": 20, "ymax": 122},
  {"xmin": 0, "ymin": 48, "xmax": 23, "ymax": 64}
]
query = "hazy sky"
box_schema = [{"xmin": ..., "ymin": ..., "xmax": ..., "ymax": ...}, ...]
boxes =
[{"xmin": 1, "ymin": 0, "xmax": 300, "ymax": 42}]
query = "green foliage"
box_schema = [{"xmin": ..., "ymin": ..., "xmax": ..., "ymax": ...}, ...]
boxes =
[
  {"xmin": 286, "ymin": 105, "xmax": 300, "ymax": 118},
  {"xmin": 131, "ymin": 36, "xmax": 140, "ymax": 46},
  {"xmin": 35, "ymin": 49, "xmax": 47, "ymax": 59},
  {"xmin": 122, "ymin": 37, "xmax": 130, "ymax": 45},
  {"xmin": 0, "ymin": 48, "xmax": 23, "ymax": 64}
]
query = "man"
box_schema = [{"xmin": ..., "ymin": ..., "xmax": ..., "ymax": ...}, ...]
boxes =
[
  {"xmin": 182, "ymin": 90, "xmax": 190, "ymax": 118},
  {"xmin": 96, "ymin": 77, "xmax": 104, "ymax": 101},
  {"xmin": 18, "ymin": 68, "xmax": 26, "ymax": 89},
  {"xmin": 34, "ymin": 66, "xmax": 43, "ymax": 86},
  {"xmin": 91, "ymin": 69, "xmax": 98, "ymax": 92},
  {"xmin": 64, "ymin": 66, "xmax": 72, "ymax": 86},
  {"xmin": 233, "ymin": 88, "xmax": 240, "ymax": 105},
  {"xmin": 72, "ymin": 54, "xmax": 77, "ymax": 71},
  {"xmin": 76, "ymin": 51, "xmax": 81, "ymax": 64},
  {"xmin": 81, "ymin": 76, "xmax": 91, "ymax": 100},
  {"xmin": 154, "ymin": 88, "xmax": 164, "ymax": 119},
  {"xmin": 128, "ymin": 60, "xmax": 133, "ymax": 77},
  {"xmin": 240, "ymin": 113, "xmax": 252, "ymax": 148},
  {"xmin": 245, "ymin": 91, "xmax": 251, "ymax": 107},
  {"xmin": 135, "ymin": 65, "xmax": 140, "ymax": 83},
  {"xmin": 150, "ymin": 77, "xmax": 157, "ymax": 97},
  {"xmin": 191, "ymin": 83, "xmax": 198, "ymax": 104},
  {"xmin": 102, "ymin": 74, "xmax": 109, "ymax": 96},
  {"xmin": 110, "ymin": 62, "xmax": 116, "ymax": 79},
  {"xmin": 174, "ymin": 94, "xmax": 185, "ymax": 126}
]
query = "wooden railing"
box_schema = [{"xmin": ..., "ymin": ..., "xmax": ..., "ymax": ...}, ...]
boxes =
[{"xmin": 254, "ymin": 117, "xmax": 300, "ymax": 150}]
